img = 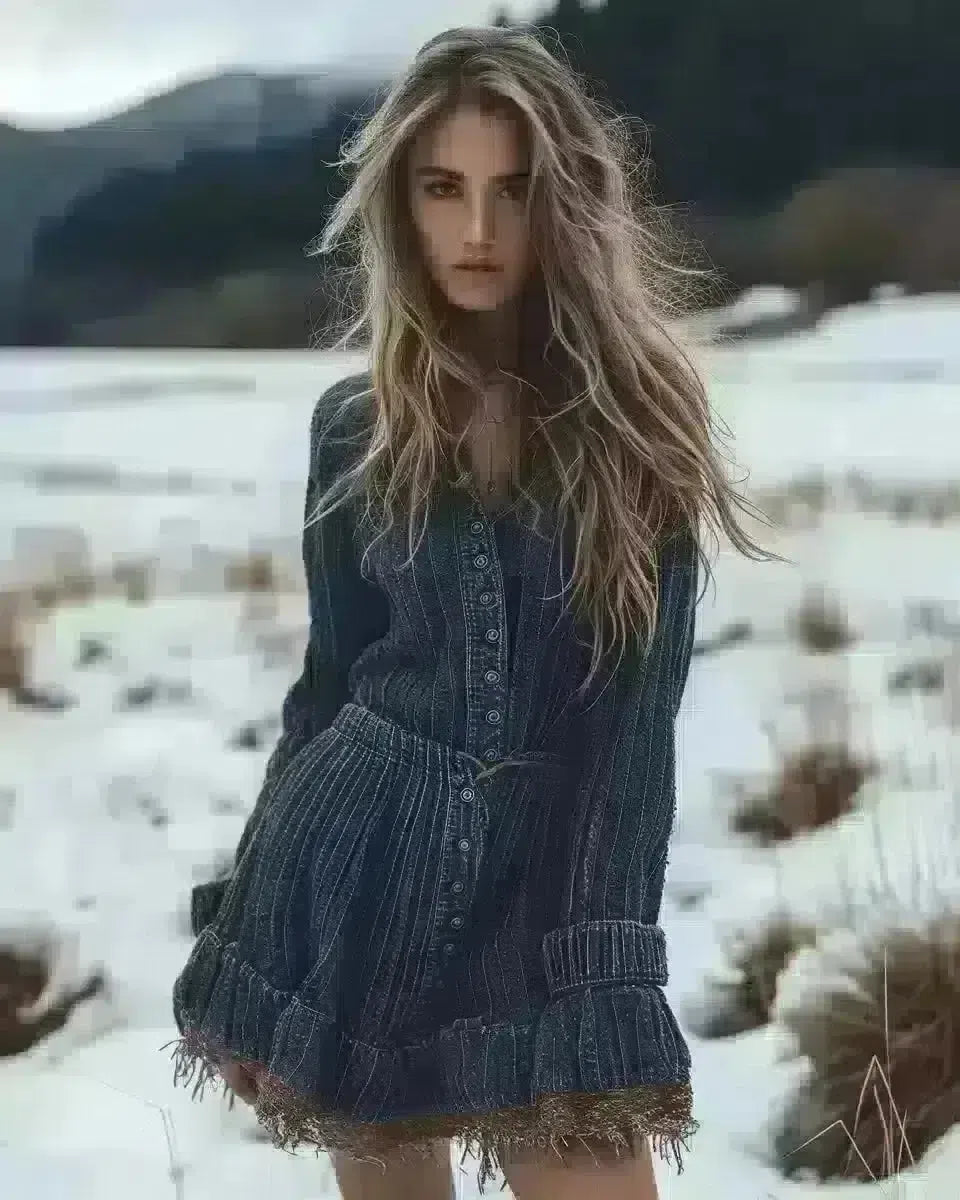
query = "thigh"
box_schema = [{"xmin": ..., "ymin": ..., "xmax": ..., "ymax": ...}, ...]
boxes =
[
  {"xmin": 331, "ymin": 1140, "xmax": 454, "ymax": 1200},
  {"xmin": 502, "ymin": 1133, "xmax": 659, "ymax": 1200}
]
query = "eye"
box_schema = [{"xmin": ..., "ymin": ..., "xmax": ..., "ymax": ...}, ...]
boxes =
[
  {"xmin": 423, "ymin": 180, "xmax": 527, "ymax": 200},
  {"xmin": 501, "ymin": 181, "xmax": 527, "ymax": 200}
]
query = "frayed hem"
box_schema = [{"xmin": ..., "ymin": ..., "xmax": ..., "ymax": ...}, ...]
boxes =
[{"xmin": 164, "ymin": 1029, "xmax": 698, "ymax": 1194}]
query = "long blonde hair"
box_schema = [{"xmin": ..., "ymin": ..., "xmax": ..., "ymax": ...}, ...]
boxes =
[{"xmin": 307, "ymin": 24, "xmax": 779, "ymax": 687}]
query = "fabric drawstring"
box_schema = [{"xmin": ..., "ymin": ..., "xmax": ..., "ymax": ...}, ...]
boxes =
[{"xmin": 460, "ymin": 751, "xmax": 566, "ymax": 785}]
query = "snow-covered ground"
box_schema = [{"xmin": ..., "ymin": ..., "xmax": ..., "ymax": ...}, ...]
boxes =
[{"xmin": 2, "ymin": 293, "xmax": 959, "ymax": 1198}]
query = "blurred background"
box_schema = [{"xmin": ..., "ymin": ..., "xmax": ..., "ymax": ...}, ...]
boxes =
[{"xmin": 2, "ymin": 2, "xmax": 959, "ymax": 1198}]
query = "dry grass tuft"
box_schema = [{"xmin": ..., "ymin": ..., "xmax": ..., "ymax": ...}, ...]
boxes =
[
  {"xmin": 774, "ymin": 919, "xmax": 960, "ymax": 1182},
  {"xmin": 0, "ymin": 943, "xmax": 105, "ymax": 1057},
  {"xmin": 225, "ymin": 551, "xmax": 276, "ymax": 594},
  {"xmin": 888, "ymin": 659, "xmax": 945, "ymax": 697},
  {"xmin": 112, "ymin": 559, "xmax": 153, "ymax": 604},
  {"xmin": 0, "ymin": 592, "xmax": 29, "ymax": 693},
  {"xmin": 789, "ymin": 588, "xmax": 856, "ymax": 653},
  {"xmin": 731, "ymin": 743, "xmax": 875, "ymax": 845},
  {"xmin": 687, "ymin": 913, "xmax": 819, "ymax": 1039},
  {"xmin": 691, "ymin": 619, "xmax": 753, "ymax": 659}
]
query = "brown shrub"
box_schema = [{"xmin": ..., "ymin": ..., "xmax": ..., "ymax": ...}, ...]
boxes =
[
  {"xmin": 789, "ymin": 589, "xmax": 855, "ymax": 654},
  {"xmin": 904, "ymin": 174, "xmax": 960, "ymax": 293},
  {"xmin": 687, "ymin": 913, "xmax": 819, "ymax": 1039},
  {"xmin": 774, "ymin": 917, "xmax": 960, "ymax": 1181},
  {"xmin": 731, "ymin": 744, "xmax": 875, "ymax": 845},
  {"xmin": 225, "ymin": 552, "xmax": 276, "ymax": 594},
  {"xmin": 771, "ymin": 165, "xmax": 959, "ymax": 306},
  {"xmin": 0, "ymin": 944, "xmax": 105, "ymax": 1057},
  {"xmin": 112, "ymin": 559, "xmax": 153, "ymax": 605},
  {"xmin": 0, "ymin": 593, "xmax": 29, "ymax": 692},
  {"xmin": 690, "ymin": 619, "xmax": 752, "ymax": 659}
]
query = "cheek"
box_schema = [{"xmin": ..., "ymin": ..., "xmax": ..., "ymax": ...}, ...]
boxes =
[
  {"xmin": 410, "ymin": 199, "xmax": 433, "ymax": 248},
  {"xmin": 413, "ymin": 210, "xmax": 458, "ymax": 266},
  {"xmin": 504, "ymin": 225, "xmax": 532, "ymax": 273}
]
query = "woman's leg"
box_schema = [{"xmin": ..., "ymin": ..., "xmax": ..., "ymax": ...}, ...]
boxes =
[
  {"xmin": 501, "ymin": 1133, "xmax": 659, "ymax": 1200},
  {"xmin": 331, "ymin": 1140, "xmax": 455, "ymax": 1200}
]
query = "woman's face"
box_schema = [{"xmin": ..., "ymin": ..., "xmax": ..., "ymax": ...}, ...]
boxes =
[{"xmin": 407, "ymin": 104, "xmax": 534, "ymax": 313}]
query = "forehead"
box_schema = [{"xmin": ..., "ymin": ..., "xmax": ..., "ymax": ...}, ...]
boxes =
[{"xmin": 408, "ymin": 104, "xmax": 527, "ymax": 172}]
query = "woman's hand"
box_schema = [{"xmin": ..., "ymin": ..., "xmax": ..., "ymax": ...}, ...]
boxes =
[{"xmin": 217, "ymin": 1056, "xmax": 262, "ymax": 1106}]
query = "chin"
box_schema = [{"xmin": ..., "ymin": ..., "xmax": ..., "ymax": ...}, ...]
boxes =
[
  {"xmin": 449, "ymin": 296, "xmax": 504, "ymax": 313},
  {"xmin": 444, "ymin": 285, "xmax": 517, "ymax": 313}
]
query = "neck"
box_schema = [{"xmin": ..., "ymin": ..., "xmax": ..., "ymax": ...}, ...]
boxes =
[{"xmin": 451, "ymin": 297, "xmax": 522, "ymax": 375}]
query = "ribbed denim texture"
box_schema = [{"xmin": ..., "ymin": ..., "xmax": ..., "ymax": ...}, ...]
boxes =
[{"xmin": 173, "ymin": 369, "xmax": 699, "ymax": 1127}]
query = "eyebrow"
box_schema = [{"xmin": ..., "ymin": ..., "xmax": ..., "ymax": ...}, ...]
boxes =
[{"xmin": 414, "ymin": 167, "xmax": 529, "ymax": 183}]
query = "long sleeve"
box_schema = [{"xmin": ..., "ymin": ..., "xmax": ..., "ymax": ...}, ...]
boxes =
[
  {"xmin": 189, "ymin": 379, "xmax": 389, "ymax": 936},
  {"xmin": 540, "ymin": 523, "xmax": 699, "ymax": 997}
]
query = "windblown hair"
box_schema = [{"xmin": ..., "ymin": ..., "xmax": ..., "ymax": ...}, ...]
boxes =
[{"xmin": 307, "ymin": 23, "xmax": 778, "ymax": 690}]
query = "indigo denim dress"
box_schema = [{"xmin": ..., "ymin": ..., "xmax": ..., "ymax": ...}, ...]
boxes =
[{"xmin": 169, "ymin": 370, "xmax": 701, "ymax": 1191}]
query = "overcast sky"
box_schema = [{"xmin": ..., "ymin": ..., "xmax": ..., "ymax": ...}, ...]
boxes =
[{"xmin": 2, "ymin": 0, "xmax": 550, "ymax": 129}]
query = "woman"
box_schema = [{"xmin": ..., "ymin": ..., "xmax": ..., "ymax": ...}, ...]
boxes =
[{"xmin": 168, "ymin": 24, "xmax": 774, "ymax": 1200}]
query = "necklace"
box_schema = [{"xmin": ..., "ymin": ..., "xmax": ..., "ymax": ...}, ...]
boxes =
[{"xmin": 473, "ymin": 371, "xmax": 517, "ymax": 501}]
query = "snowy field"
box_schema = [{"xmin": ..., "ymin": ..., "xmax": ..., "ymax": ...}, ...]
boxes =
[{"xmin": 2, "ymin": 293, "xmax": 960, "ymax": 1198}]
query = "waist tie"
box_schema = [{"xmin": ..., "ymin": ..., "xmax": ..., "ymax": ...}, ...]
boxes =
[{"xmin": 460, "ymin": 749, "xmax": 569, "ymax": 784}]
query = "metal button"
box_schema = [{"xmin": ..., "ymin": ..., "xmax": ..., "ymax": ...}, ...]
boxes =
[
  {"xmin": 458, "ymin": 837, "xmax": 471, "ymax": 851},
  {"xmin": 474, "ymin": 554, "xmax": 489, "ymax": 568},
  {"xmin": 484, "ymin": 670, "xmax": 500, "ymax": 683},
  {"xmin": 485, "ymin": 628, "xmax": 500, "ymax": 642},
  {"xmin": 460, "ymin": 787, "xmax": 475, "ymax": 801},
  {"xmin": 470, "ymin": 520, "xmax": 484, "ymax": 533},
  {"xmin": 451, "ymin": 881, "xmax": 464, "ymax": 894},
  {"xmin": 450, "ymin": 916, "xmax": 464, "ymax": 929},
  {"xmin": 444, "ymin": 943, "xmax": 456, "ymax": 954},
  {"xmin": 479, "ymin": 591, "xmax": 494, "ymax": 605},
  {"xmin": 485, "ymin": 710, "xmax": 501, "ymax": 724},
  {"xmin": 484, "ymin": 748, "xmax": 500, "ymax": 761}
]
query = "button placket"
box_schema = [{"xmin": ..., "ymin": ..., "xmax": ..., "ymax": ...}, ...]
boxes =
[
  {"xmin": 463, "ymin": 508, "xmax": 508, "ymax": 765},
  {"xmin": 437, "ymin": 767, "xmax": 481, "ymax": 963},
  {"xmin": 447, "ymin": 832, "xmax": 472, "ymax": 936}
]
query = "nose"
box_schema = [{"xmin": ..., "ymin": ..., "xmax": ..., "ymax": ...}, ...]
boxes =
[{"xmin": 466, "ymin": 192, "xmax": 495, "ymax": 248}]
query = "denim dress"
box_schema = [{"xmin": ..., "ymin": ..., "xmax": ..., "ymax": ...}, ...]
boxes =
[{"xmin": 169, "ymin": 370, "xmax": 701, "ymax": 1192}]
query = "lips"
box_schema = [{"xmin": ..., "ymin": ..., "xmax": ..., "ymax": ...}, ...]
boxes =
[{"xmin": 455, "ymin": 263, "xmax": 501, "ymax": 272}]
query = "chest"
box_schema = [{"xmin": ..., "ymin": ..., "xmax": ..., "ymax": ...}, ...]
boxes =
[
  {"xmin": 355, "ymin": 474, "xmax": 569, "ymax": 617},
  {"xmin": 459, "ymin": 381, "xmax": 521, "ymax": 515},
  {"xmin": 466, "ymin": 423, "xmax": 516, "ymax": 513},
  {"xmin": 347, "ymin": 468, "xmax": 598, "ymax": 690}
]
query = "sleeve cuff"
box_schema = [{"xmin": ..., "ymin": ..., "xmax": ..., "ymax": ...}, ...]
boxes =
[{"xmin": 542, "ymin": 919, "xmax": 668, "ymax": 997}]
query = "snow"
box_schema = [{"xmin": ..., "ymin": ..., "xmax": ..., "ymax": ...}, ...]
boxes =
[{"xmin": 2, "ymin": 299, "xmax": 960, "ymax": 1197}]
